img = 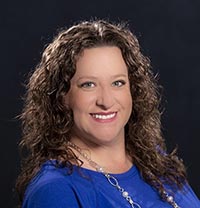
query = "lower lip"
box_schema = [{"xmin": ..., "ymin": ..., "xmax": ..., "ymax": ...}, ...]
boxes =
[{"xmin": 90, "ymin": 113, "xmax": 117, "ymax": 123}]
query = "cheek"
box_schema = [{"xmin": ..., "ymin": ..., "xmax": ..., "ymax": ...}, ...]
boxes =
[
  {"xmin": 70, "ymin": 95, "xmax": 94, "ymax": 128},
  {"xmin": 124, "ymin": 91, "xmax": 133, "ymax": 113},
  {"xmin": 69, "ymin": 93, "xmax": 94, "ymax": 114},
  {"xmin": 127, "ymin": 97, "xmax": 133, "ymax": 110}
]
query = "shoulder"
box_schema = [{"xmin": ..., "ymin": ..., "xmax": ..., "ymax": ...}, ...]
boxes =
[
  {"xmin": 22, "ymin": 160, "xmax": 95, "ymax": 208},
  {"xmin": 174, "ymin": 182, "xmax": 200, "ymax": 207},
  {"xmin": 26, "ymin": 160, "xmax": 74, "ymax": 191}
]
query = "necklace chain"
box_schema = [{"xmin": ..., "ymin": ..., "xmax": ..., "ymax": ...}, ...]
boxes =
[{"xmin": 67, "ymin": 141, "xmax": 180, "ymax": 208}]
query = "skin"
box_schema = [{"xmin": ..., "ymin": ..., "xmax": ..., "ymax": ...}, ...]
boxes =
[{"xmin": 64, "ymin": 46, "xmax": 133, "ymax": 173}]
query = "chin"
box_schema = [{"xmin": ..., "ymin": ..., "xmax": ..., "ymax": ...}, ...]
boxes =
[{"xmin": 89, "ymin": 132, "xmax": 123, "ymax": 145}]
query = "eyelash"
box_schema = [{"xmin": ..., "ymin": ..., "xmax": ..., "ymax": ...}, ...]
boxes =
[
  {"xmin": 80, "ymin": 82, "xmax": 95, "ymax": 88},
  {"xmin": 112, "ymin": 80, "xmax": 126, "ymax": 87},
  {"xmin": 79, "ymin": 80, "xmax": 126, "ymax": 89}
]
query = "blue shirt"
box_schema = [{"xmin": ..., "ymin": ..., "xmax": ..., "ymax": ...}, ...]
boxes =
[{"xmin": 22, "ymin": 160, "xmax": 200, "ymax": 208}]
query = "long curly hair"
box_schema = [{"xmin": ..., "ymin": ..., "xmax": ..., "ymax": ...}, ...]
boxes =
[{"xmin": 16, "ymin": 19, "xmax": 186, "ymax": 204}]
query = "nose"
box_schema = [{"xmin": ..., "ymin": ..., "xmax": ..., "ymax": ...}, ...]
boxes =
[{"xmin": 96, "ymin": 86, "xmax": 114, "ymax": 110}]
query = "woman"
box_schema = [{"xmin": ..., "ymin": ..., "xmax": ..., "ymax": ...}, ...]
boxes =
[{"xmin": 16, "ymin": 20, "xmax": 200, "ymax": 208}]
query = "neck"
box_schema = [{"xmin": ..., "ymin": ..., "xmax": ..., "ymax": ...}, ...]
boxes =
[{"xmin": 68, "ymin": 138, "xmax": 133, "ymax": 174}]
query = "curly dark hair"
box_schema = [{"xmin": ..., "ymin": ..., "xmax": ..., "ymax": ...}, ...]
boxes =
[{"xmin": 16, "ymin": 19, "xmax": 186, "ymax": 204}]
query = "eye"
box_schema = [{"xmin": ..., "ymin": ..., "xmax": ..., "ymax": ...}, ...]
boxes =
[
  {"xmin": 112, "ymin": 80, "xmax": 126, "ymax": 87},
  {"xmin": 80, "ymin": 81, "xmax": 96, "ymax": 88}
]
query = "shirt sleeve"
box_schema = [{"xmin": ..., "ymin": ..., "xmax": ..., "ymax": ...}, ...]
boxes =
[
  {"xmin": 22, "ymin": 179, "xmax": 81, "ymax": 208},
  {"xmin": 181, "ymin": 183, "xmax": 200, "ymax": 207}
]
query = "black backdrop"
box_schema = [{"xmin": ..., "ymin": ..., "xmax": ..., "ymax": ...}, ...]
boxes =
[{"xmin": 1, "ymin": 1, "xmax": 200, "ymax": 207}]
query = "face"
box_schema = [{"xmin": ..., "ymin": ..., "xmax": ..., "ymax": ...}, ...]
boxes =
[{"xmin": 64, "ymin": 46, "xmax": 132, "ymax": 147}]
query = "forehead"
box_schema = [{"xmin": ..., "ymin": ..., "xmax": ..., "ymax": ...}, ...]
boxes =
[{"xmin": 74, "ymin": 46, "xmax": 128, "ymax": 77}]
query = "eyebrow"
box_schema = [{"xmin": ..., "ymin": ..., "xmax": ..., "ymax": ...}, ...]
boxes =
[
  {"xmin": 111, "ymin": 74, "xmax": 128, "ymax": 78},
  {"xmin": 77, "ymin": 74, "xmax": 128, "ymax": 81}
]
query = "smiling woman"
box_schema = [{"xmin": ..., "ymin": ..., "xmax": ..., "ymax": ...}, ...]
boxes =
[
  {"xmin": 64, "ymin": 46, "xmax": 132, "ymax": 147},
  {"xmin": 16, "ymin": 20, "xmax": 200, "ymax": 208}
]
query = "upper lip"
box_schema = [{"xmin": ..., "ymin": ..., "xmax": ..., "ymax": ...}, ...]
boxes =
[{"xmin": 90, "ymin": 111, "xmax": 117, "ymax": 115}]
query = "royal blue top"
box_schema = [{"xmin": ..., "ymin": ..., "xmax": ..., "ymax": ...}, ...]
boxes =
[{"xmin": 22, "ymin": 160, "xmax": 200, "ymax": 208}]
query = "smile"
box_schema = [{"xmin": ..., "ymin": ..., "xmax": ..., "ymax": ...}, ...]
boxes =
[{"xmin": 90, "ymin": 112, "xmax": 117, "ymax": 120}]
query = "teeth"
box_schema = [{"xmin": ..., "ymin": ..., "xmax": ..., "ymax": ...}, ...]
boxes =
[{"xmin": 92, "ymin": 113, "xmax": 116, "ymax": 120}]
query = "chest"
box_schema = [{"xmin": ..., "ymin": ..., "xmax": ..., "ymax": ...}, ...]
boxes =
[{"xmin": 71, "ymin": 173, "xmax": 173, "ymax": 208}]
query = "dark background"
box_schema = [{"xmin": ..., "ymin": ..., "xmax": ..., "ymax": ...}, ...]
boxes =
[{"xmin": 1, "ymin": 0, "xmax": 199, "ymax": 207}]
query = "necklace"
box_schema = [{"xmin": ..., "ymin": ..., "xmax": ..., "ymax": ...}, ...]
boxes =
[{"xmin": 67, "ymin": 141, "xmax": 180, "ymax": 208}]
